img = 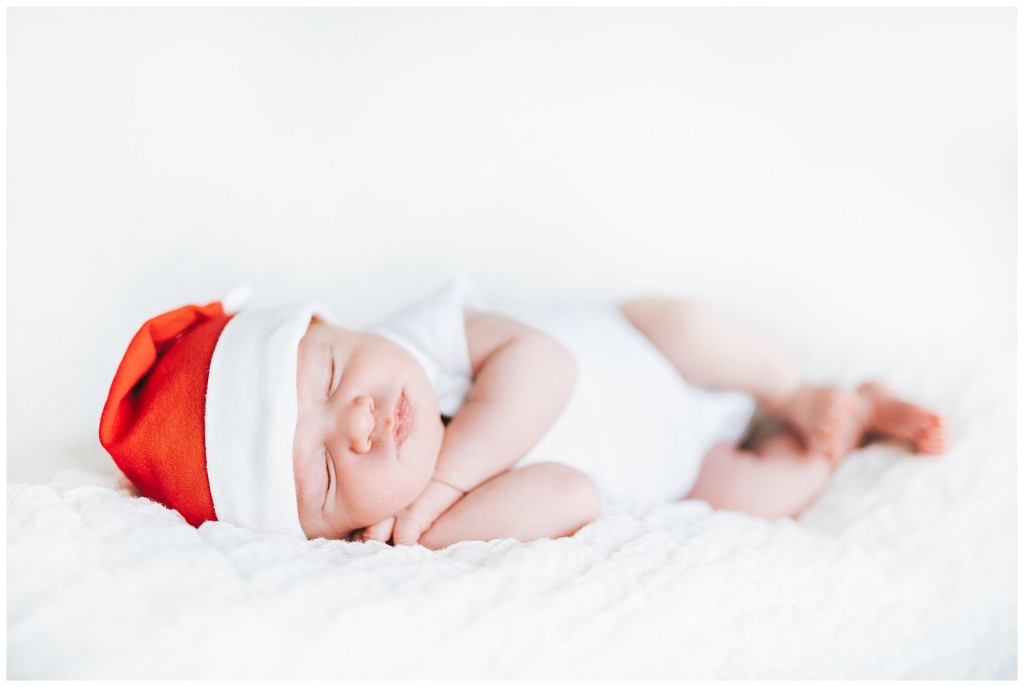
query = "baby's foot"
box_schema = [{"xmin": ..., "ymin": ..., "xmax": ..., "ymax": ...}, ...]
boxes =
[
  {"xmin": 777, "ymin": 384, "xmax": 861, "ymax": 462},
  {"xmin": 856, "ymin": 381, "xmax": 947, "ymax": 455}
]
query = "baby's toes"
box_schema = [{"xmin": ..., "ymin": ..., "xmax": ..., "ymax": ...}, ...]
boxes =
[{"xmin": 915, "ymin": 417, "xmax": 947, "ymax": 454}]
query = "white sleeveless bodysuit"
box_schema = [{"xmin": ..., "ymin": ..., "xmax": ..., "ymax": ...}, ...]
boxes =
[{"xmin": 369, "ymin": 276, "xmax": 756, "ymax": 508}]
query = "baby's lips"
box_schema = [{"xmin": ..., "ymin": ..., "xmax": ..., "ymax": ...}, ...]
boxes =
[{"xmin": 393, "ymin": 394, "xmax": 411, "ymax": 446}]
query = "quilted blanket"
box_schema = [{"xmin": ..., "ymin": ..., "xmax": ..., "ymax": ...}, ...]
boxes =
[{"xmin": 7, "ymin": 342, "xmax": 1016, "ymax": 679}]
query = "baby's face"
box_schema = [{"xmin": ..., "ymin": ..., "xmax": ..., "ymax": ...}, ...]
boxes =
[{"xmin": 292, "ymin": 320, "xmax": 444, "ymax": 539}]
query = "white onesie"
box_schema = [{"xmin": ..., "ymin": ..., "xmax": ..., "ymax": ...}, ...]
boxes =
[{"xmin": 369, "ymin": 276, "xmax": 756, "ymax": 508}]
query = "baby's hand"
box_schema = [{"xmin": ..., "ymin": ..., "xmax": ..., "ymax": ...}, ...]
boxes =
[
  {"xmin": 355, "ymin": 512, "xmax": 426, "ymax": 545},
  {"xmin": 358, "ymin": 479, "xmax": 466, "ymax": 546},
  {"xmin": 358, "ymin": 516, "xmax": 396, "ymax": 544},
  {"xmin": 391, "ymin": 508, "xmax": 433, "ymax": 546}
]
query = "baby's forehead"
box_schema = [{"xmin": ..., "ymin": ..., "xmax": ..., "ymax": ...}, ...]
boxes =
[
  {"xmin": 295, "ymin": 321, "xmax": 328, "ymax": 374},
  {"xmin": 295, "ymin": 320, "xmax": 365, "ymax": 364},
  {"xmin": 300, "ymin": 318, "xmax": 343, "ymax": 344},
  {"xmin": 304, "ymin": 318, "xmax": 351, "ymax": 339}
]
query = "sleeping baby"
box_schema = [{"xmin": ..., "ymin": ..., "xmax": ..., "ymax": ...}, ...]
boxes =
[{"xmin": 99, "ymin": 276, "xmax": 945, "ymax": 549}]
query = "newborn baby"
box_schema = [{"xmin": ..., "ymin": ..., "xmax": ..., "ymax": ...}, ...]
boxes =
[{"xmin": 100, "ymin": 277, "xmax": 945, "ymax": 549}]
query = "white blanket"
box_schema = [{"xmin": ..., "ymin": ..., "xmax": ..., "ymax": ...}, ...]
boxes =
[{"xmin": 7, "ymin": 343, "xmax": 1016, "ymax": 679}]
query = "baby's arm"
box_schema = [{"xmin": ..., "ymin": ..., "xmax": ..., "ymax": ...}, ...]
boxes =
[
  {"xmin": 418, "ymin": 462, "xmax": 599, "ymax": 550},
  {"xmin": 369, "ymin": 311, "xmax": 578, "ymax": 545},
  {"xmin": 435, "ymin": 311, "xmax": 578, "ymax": 489}
]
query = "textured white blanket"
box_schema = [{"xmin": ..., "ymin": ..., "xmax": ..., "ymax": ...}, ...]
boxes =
[{"xmin": 7, "ymin": 344, "xmax": 1016, "ymax": 679}]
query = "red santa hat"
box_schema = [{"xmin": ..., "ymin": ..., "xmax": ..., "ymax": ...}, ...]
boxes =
[{"xmin": 99, "ymin": 291, "xmax": 328, "ymax": 537}]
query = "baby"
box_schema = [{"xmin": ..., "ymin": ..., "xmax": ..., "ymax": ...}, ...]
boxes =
[{"xmin": 100, "ymin": 276, "xmax": 945, "ymax": 549}]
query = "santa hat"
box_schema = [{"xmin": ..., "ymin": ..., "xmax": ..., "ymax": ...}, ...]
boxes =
[{"xmin": 99, "ymin": 291, "xmax": 328, "ymax": 537}]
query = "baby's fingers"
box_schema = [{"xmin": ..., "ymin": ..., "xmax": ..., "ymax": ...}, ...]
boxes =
[
  {"xmin": 391, "ymin": 515, "xmax": 423, "ymax": 546},
  {"xmin": 360, "ymin": 516, "xmax": 395, "ymax": 543}
]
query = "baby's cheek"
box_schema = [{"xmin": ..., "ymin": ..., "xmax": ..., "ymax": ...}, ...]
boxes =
[{"xmin": 351, "ymin": 479, "xmax": 416, "ymax": 525}]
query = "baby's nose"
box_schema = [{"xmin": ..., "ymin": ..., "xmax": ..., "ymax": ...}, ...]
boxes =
[{"xmin": 343, "ymin": 396, "xmax": 375, "ymax": 454}]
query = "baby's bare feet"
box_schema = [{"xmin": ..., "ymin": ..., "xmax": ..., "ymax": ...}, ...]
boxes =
[
  {"xmin": 856, "ymin": 381, "xmax": 947, "ymax": 454},
  {"xmin": 777, "ymin": 384, "xmax": 861, "ymax": 462}
]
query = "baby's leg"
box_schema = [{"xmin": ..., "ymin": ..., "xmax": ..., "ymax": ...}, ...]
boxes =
[
  {"xmin": 687, "ymin": 431, "xmax": 832, "ymax": 519},
  {"xmin": 622, "ymin": 298, "xmax": 857, "ymax": 460},
  {"xmin": 687, "ymin": 382, "xmax": 946, "ymax": 518},
  {"xmin": 688, "ymin": 400, "xmax": 869, "ymax": 519}
]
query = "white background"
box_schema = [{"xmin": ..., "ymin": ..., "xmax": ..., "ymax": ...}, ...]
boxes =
[{"xmin": 7, "ymin": 7, "xmax": 1016, "ymax": 482}]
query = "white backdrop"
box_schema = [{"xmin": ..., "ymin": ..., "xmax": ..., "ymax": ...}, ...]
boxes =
[{"xmin": 7, "ymin": 7, "xmax": 1015, "ymax": 483}]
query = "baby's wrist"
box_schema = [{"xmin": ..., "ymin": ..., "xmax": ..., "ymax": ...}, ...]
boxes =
[
  {"xmin": 430, "ymin": 476, "xmax": 467, "ymax": 496},
  {"xmin": 404, "ymin": 479, "xmax": 466, "ymax": 535}
]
